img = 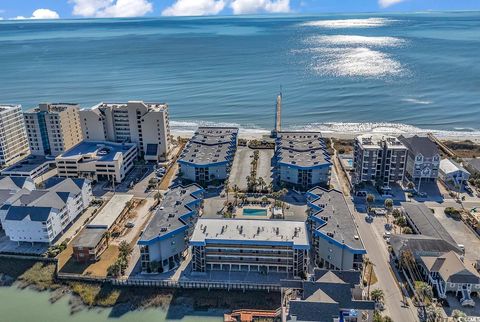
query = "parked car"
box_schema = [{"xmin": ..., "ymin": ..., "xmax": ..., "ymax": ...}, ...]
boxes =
[
  {"xmin": 125, "ymin": 222, "xmax": 135, "ymax": 228},
  {"xmin": 365, "ymin": 215, "xmax": 374, "ymax": 223}
]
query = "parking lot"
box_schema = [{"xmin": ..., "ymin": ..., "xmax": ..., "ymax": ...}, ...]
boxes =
[{"xmin": 229, "ymin": 146, "xmax": 274, "ymax": 191}]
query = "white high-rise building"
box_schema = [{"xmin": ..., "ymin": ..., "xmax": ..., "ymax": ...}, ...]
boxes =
[
  {"xmin": 23, "ymin": 103, "xmax": 84, "ymax": 157},
  {"xmin": 80, "ymin": 101, "xmax": 171, "ymax": 161},
  {"xmin": 0, "ymin": 104, "xmax": 30, "ymax": 167}
]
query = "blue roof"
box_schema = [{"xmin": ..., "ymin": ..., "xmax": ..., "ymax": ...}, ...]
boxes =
[
  {"xmin": 5, "ymin": 206, "xmax": 55, "ymax": 222},
  {"xmin": 43, "ymin": 177, "xmax": 87, "ymax": 190},
  {"xmin": 59, "ymin": 141, "xmax": 136, "ymax": 162}
]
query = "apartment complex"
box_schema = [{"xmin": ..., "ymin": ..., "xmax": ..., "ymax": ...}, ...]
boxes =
[
  {"xmin": 80, "ymin": 101, "xmax": 171, "ymax": 161},
  {"xmin": 282, "ymin": 269, "xmax": 375, "ymax": 322},
  {"xmin": 275, "ymin": 132, "xmax": 331, "ymax": 190},
  {"xmin": 306, "ymin": 187, "xmax": 366, "ymax": 271},
  {"xmin": 0, "ymin": 104, "xmax": 30, "ymax": 167},
  {"xmin": 191, "ymin": 218, "xmax": 309, "ymax": 277},
  {"xmin": 399, "ymin": 135, "xmax": 440, "ymax": 183},
  {"xmin": 353, "ymin": 134, "xmax": 407, "ymax": 187},
  {"xmin": 138, "ymin": 185, "xmax": 204, "ymax": 273},
  {"xmin": 178, "ymin": 127, "xmax": 238, "ymax": 185},
  {"xmin": 56, "ymin": 141, "xmax": 137, "ymax": 183},
  {"xmin": 23, "ymin": 103, "xmax": 83, "ymax": 157},
  {"xmin": 0, "ymin": 177, "xmax": 92, "ymax": 244}
]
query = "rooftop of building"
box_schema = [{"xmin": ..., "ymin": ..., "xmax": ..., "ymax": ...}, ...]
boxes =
[
  {"xmin": 276, "ymin": 131, "xmax": 331, "ymax": 168},
  {"xmin": 419, "ymin": 251, "xmax": 480, "ymax": 284},
  {"xmin": 190, "ymin": 218, "xmax": 310, "ymax": 249},
  {"xmin": 139, "ymin": 185, "xmax": 203, "ymax": 244},
  {"xmin": 92, "ymin": 101, "xmax": 168, "ymax": 112},
  {"xmin": 3, "ymin": 177, "xmax": 88, "ymax": 222},
  {"xmin": 307, "ymin": 187, "xmax": 365, "ymax": 251},
  {"xmin": 439, "ymin": 159, "xmax": 470, "ymax": 175},
  {"xmin": 179, "ymin": 127, "xmax": 238, "ymax": 165},
  {"xmin": 72, "ymin": 227, "xmax": 106, "ymax": 249},
  {"xmin": 0, "ymin": 104, "xmax": 21, "ymax": 112},
  {"xmin": 0, "ymin": 176, "xmax": 33, "ymax": 192},
  {"xmin": 401, "ymin": 202, "xmax": 458, "ymax": 246},
  {"xmin": 390, "ymin": 234, "xmax": 462, "ymax": 257},
  {"xmin": 284, "ymin": 269, "xmax": 374, "ymax": 322},
  {"xmin": 465, "ymin": 158, "xmax": 480, "ymax": 173},
  {"xmin": 2, "ymin": 155, "xmax": 54, "ymax": 174},
  {"xmin": 398, "ymin": 135, "xmax": 440, "ymax": 157},
  {"xmin": 57, "ymin": 141, "xmax": 136, "ymax": 162},
  {"xmin": 26, "ymin": 103, "xmax": 80, "ymax": 114},
  {"xmin": 87, "ymin": 194, "xmax": 133, "ymax": 230},
  {"xmin": 356, "ymin": 134, "xmax": 406, "ymax": 150}
]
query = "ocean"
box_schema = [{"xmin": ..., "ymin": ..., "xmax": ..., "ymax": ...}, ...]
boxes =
[{"xmin": 0, "ymin": 12, "xmax": 479, "ymax": 137}]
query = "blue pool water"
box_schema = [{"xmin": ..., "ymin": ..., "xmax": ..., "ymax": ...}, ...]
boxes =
[{"xmin": 243, "ymin": 208, "xmax": 268, "ymax": 216}]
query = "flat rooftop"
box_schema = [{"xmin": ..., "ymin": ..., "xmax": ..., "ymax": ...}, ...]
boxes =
[
  {"xmin": 401, "ymin": 202, "xmax": 457, "ymax": 246},
  {"xmin": 179, "ymin": 127, "xmax": 238, "ymax": 165},
  {"xmin": 26, "ymin": 103, "xmax": 80, "ymax": 114},
  {"xmin": 72, "ymin": 227, "xmax": 106, "ymax": 248},
  {"xmin": 58, "ymin": 141, "xmax": 136, "ymax": 162},
  {"xmin": 0, "ymin": 104, "xmax": 21, "ymax": 112},
  {"xmin": 87, "ymin": 194, "xmax": 133, "ymax": 230},
  {"xmin": 356, "ymin": 134, "xmax": 406, "ymax": 150},
  {"xmin": 95, "ymin": 101, "xmax": 168, "ymax": 112},
  {"xmin": 276, "ymin": 132, "xmax": 330, "ymax": 168},
  {"xmin": 308, "ymin": 187, "xmax": 365, "ymax": 251},
  {"xmin": 2, "ymin": 155, "xmax": 54, "ymax": 173},
  {"xmin": 139, "ymin": 185, "xmax": 203, "ymax": 244},
  {"xmin": 190, "ymin": 218, "xmax": 310, "ymax": 249}
]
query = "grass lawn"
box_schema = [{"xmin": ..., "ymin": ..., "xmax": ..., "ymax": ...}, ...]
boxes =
[{"xmin": 58, "ymin": 243, "xmax": 119, "ymax": 277}]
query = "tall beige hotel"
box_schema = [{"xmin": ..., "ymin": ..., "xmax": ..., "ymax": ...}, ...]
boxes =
[
  {"xmin": 23, "ymin": 103, "xmax": 84, "ymax": 156},
  {"xmin": 79, "ymin": 101, "xmax": 171, "ymax": 161},
  {"xmin": 0, "ymin": 104, "xmax": 30, "ymax": 166}
]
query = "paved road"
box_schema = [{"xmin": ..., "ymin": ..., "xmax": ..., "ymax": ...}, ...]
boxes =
[
  {"xmin": 332, "ymin": 153, "xmax": 419, "ymax": 322},
  {"xmin": 256, "ymin": 149, "xmax": 274, "ymax": 186}
]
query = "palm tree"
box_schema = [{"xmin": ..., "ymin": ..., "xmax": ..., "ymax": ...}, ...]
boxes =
[
  {"xmin": 407, "ymin": 181, "xmax": 415, "ymax": 191},
  {"xmin": 366, "ymin": 260, "xmax": 376, "ymax": 299},
  {"xmin": 366, "ymin": 194, "xmax": 375, "ymax": 213},
  {"xmin": 267, "ymin": 182, "xmax": 273, "ymax": 193},
  {"xmin": 384, "ymin": 198, "xmax": 393, "ymax": 224},
  {"xmin": 257, "ymin": 177, "xmax": 266, "ymax": 192},
  {"xmin": 103, "ymin": 231, "xmax": 111, "ymax": 247},
  {"xmin": 224, "ymin": 179, "xmax": 230, "ymax": 202},
  {"xmin": 119, "ymin": 240, "xmax": 133, "ymax": 259},
  {"xmin": 261, "ymin": 196, "xmax": 269, "ymax": 205},
  {"xmin": 370, "ymin": 289, "xmax": 384, "ymax": 303}
]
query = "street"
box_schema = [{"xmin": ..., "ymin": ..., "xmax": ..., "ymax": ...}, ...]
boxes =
[{"xmin": 331, "ymin": 151, "xmax": 419, "ymax": 322}]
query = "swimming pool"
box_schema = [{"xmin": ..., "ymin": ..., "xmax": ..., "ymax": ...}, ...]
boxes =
[{"xmin": 243, "ymin": 208, "xmax": 268, "ymax": 216}]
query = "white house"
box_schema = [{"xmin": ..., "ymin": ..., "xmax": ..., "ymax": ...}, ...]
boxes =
[
  {"xmin": 0, "ymin": 177, "xmax": 92, "ymax": 244},
  {"xmin": 439, "ymin": 159, "xmax": 470, "ymax": 187}
]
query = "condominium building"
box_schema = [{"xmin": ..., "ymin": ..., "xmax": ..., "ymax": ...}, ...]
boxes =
[
  {"xmin": 306, "ymin": 187, "xmax": 366, "ymax": 271},
  {"xmin": 275, "ymin": 132, "xmax": 331, "ymax": 190},
  {"xmin": 138, "ymin": 185, "xmax": 204, "ymax": 273},
  {"xmin": 178, "ymin": 127, "xmax": 238, "ymax": 185},
  {"xmin": 0, "ymin": 104, "xmax": 30, "ymax": 167},
  {"xmin": 353, "ymin": 134, "xmax": 407, "ymax": 187},
  {"xmin": 0, "ymin": 177, "xmax": 92, "ymax": 244},
  {"xmin": 399, "ymin": 135, "xmax": 440, "ymax": 183},
  {"xmin": 23, "ymin": 103, "xmax": 83, "ymax": 157},
  {"xmin": 55, "ymin": 141, "xmax": 137, "ymax": 183},
  {"xmin": 80, "ymin": 101, "xmax": 171, "ymax": 161},
  {"xmin": 191, "ymin": 218, "xmax": 309, "ymax": 277}
]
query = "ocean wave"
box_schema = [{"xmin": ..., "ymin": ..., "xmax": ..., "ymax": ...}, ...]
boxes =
[
  {"xmin": 301, "ymin": 18, "xmax": 395, "ymax": 29},
  {"xmin": 310, "ymin": 47, "xmax": 404, "ymax": 77},
  {"xmin": 170, "ymin": 120, "xmax": 480, "ymax": 139},
  {"xmin": 401, "ymin": 98, "xmax": 433, "ymax": 105},
  {"xmin": 306, "ymin": 35, "xmax": 406, "ymax": 47}
]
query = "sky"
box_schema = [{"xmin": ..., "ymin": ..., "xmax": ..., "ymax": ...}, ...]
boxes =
[{"xmin": 0, "ymin": 0, "xmax": 479, "ymax": 20}]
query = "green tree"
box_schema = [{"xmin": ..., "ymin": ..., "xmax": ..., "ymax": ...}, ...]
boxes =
[
  {"xmin": 384, "ymin": 198, "xmax": 393, "ymax": 224},
  {"xmin": 370, "ymin": 289, "xmax": 385, "ymax": 303},
  {"xmin": 119, "ymin": 240, "xmax": 132, "ymax": 259},
  {"xmin": 366, "ymin": 194, "xmax": 375, "ymax": 212}
]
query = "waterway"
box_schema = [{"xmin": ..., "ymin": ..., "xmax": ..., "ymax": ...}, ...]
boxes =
[{"xmin": 0, "ymin": 286, "xmax": 223, "ymax": 322}]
